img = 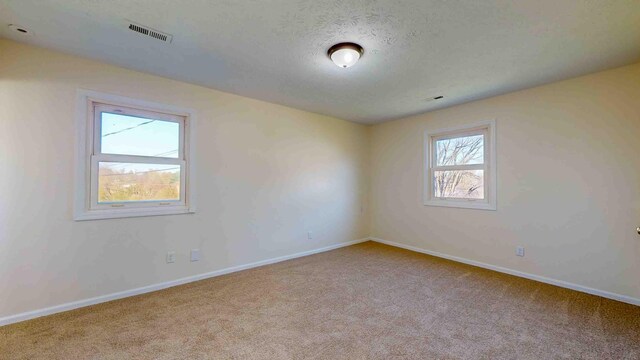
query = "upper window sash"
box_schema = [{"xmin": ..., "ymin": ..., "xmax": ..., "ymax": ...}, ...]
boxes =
[
  {"xmin": 431, "ymin": 129, "xmax": 487, "ymax": 170},
  {"xmin": 92, "ymin": 103, "xmax": 185, "ymax": 160}
]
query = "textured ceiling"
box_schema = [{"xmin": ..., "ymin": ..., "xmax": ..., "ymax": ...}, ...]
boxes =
[{"xmin": 1, "ymin": 0, "xmax": 640, "ymax": 124}]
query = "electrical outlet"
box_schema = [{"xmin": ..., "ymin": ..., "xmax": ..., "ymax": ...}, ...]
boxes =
[
  {"xmin": 516, "ymin": 246, "xmax": 525, "ymax": 257},
  {"xmin": 307, "ymin": 231, "xmax": 313, "ymax": 240},
  {"xmin": 166, "ymin": 251, "xmax": 176, "ymax": 263},
  {"xmin": 190, "ymin": 249, "xmax": 201, "ymax": 262}
]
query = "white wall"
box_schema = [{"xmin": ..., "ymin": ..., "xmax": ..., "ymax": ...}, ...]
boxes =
[
  {"xmin": 2, "ymin": 38, "xmax": 639, "ymax": 322},
  {"xmin": 370, "ymin": 63, "xmax": 640, "ymax": 300},
  {"xmin": 0, "ymin": 39, "xmax": 370, "ymax": 319}
]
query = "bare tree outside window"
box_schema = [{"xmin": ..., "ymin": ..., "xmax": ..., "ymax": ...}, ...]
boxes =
[{"xmin": 433, "ymin": 134, "xmax": 484, "ymax": 199}]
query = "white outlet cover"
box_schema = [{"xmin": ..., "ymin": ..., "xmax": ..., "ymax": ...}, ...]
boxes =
[
  {"xmin": 516, "ymin": 247, "xmax": 525, "ymax": 257},
  {"xmin": 307, "ymin": 231, "xmax": 313, "ymax": 240},
  {"xmin": 190, "ymin": 249, "xmax": 201, "ymax": 262},
  {"xmin": 166, "ymin": 251, "xmax": 176, "ymax": 263}
]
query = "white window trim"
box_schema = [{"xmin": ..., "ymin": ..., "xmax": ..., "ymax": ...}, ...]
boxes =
[
  {"xmin": 423, "ymin": 119, "xmax": 496, "ymax": 211},
  {"xmin": 74, "ymin": 89, "xmax": 197, "ymax": 221}
]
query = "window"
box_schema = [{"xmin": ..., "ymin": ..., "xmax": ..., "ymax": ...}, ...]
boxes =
[
  {"xmin": 424, "ymin": 120, "xmax": 496, "ymax": 210},
  {"xmin": 75, "ymin": 90, "xmax": 196, "ymax": 220}
]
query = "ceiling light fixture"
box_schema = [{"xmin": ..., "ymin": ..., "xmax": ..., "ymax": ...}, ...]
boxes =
[{"xmin": 328, "ymin": 42, "xmax": 364, "ymax": 68}]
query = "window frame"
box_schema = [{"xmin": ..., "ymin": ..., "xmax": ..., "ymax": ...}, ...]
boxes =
[
  {"xmin": 74, "ymin": 89, "xmax": 197, "ymax": 220},
  {"xmin": 423, "ymin": 120, "xmax": 496, "ymax": 210}
]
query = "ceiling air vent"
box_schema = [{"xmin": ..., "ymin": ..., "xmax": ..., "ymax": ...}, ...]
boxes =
[
  {"xmin": 127, "ymin": 21, "xmax": 172, "ymax": 43},
  {"xmin": 424, "ymin": 95, "xmax": 444, "ymax": 102}
]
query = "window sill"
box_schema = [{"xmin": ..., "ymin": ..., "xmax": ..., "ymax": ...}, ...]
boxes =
[
  {"xmin": 74, "ymin": 207, "xmax": 195, "ymax": 221},
  {"xmin": 423, "ymin": 199, "xmax": 496, "ymax": 211}
]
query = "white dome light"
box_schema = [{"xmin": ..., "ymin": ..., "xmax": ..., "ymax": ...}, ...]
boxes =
[{"xmin": 328, "ymin": 43, "xmax": 363, "ymax": 68}]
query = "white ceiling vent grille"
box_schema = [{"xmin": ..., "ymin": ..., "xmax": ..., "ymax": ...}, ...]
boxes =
[{"xmin": 127, "ymin": 21, "xmax": 172, "ymax": 43}]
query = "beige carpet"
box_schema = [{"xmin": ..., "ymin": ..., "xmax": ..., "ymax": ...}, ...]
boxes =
[{"xmin": 1, "ymin": 242, "xmax": 639, "ymax": 360}]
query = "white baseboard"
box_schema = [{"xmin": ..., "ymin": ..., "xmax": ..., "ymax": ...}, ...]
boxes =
[
  {"xmin": 370, "ymin": 237, "xmax": 640, "ymax": 307},
  {"xmin": 4, "ymin": 236, "xmax": 635, "ymax": 327},
  {"xmin": 0, "ymin": 238, "xmax": 369, "ymax": 327}
]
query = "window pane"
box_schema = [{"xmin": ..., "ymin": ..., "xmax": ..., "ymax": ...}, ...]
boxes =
[
  {"xmin": 100, "ymin": 112, "xmax": 180, "ymax": 158},
  {"xmin": 433, "ymin": 170, "xmax": 484, "ymax": 199},
  {"xmin": 98, "ymin": 162, "xmax": 180, "ymax": 203},
  {"xmin": 435, "ymin": 134, "xmax": 484, "ymax": 166}
]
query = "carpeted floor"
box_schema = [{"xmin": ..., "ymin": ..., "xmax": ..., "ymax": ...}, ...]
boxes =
[{"xmin": 1, "ymin": 241, "xmax": 639, "ymax": 360}]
